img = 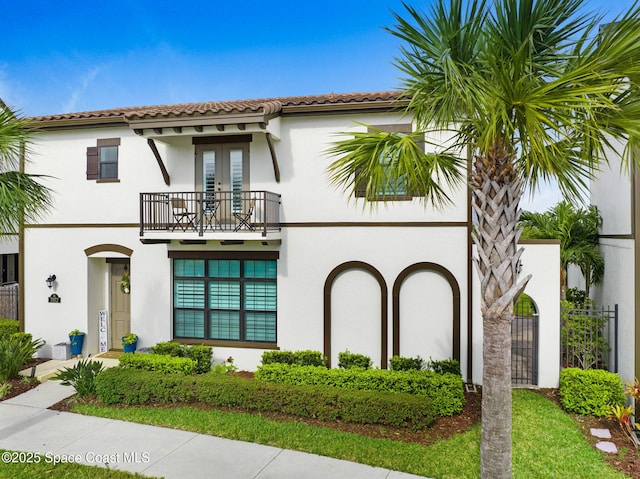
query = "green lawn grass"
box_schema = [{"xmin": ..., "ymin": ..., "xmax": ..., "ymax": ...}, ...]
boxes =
[
  {"xmin": 0, "ymin": 450, "xmax": 154, "ymax": 479},
  {"xmin": 72, "ymin": 389, "xmax": 627, "ymax": 479}
]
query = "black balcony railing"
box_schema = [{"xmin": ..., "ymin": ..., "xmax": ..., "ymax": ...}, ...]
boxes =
[{"xmin": 140, "ymin": 190, "xmax": 281, "ymax": 237}]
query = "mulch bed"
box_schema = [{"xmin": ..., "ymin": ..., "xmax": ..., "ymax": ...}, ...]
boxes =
[
  {"xmin": 0, "ymin": 358, "xmax": 48, "ymax": 401},
  {"xmin": 43, "ymin": 375, "xmax": 640, "ymax": 477}
]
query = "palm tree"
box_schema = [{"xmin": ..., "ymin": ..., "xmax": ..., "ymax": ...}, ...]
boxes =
[
  {"xmin": 0, "ymin": 100, "xmax": 51, "ymax": 234},
  {"xmin": 327, "ymin": 1, "xmax": 640, "ymax": 477},
  {"xmin": 519, "ymin": 201, "xmax": 604, "ymax": 298}
]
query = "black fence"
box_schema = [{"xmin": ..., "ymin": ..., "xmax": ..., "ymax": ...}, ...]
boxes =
[
  {"xmin": 0, "ymin": 282, "xmax": 18, "ymax": 320},
  {"xmin": 561, "ymin": 304, "xmax": 618, "ymax": 372},
  {"xmin": 512, "ymin": 303, "xmax": 539, "ymax": 385}
]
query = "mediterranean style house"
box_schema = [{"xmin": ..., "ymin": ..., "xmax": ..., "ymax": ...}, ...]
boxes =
[
  {"xmin": 590, "ymin": 150, "xmax": 640, "ymax": 384},
  {"xmin": 21, "ymin": 91, "xmax": 560, "ymax": 385}
]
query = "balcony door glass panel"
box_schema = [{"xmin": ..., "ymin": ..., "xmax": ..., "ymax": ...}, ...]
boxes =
[{"xmin": 229, "ymin": 148, "xmax": 243, "ymax": 213}]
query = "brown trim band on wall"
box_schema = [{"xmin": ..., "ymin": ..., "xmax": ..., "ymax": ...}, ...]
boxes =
[
  {"xmin": 323, "ymin": 261, "xmax": 388, "ymax": 369},
  {"xmin": 85, "ymin": 244, "xmax": 133, "ymax": 257},
  {"xmin": 168, "ymin": 250, "xmax": 279, "ymax": 260},
  {"xmin": 392, "ymin": 262, "xmax": 461, "ymax": 363},
  {"xmin": 282, "ymin": 222, "xmax": 468, "ymax": 228},
  {"xmin": 25, "ymin": 223, "xmax": 138, "ymax": 229}
]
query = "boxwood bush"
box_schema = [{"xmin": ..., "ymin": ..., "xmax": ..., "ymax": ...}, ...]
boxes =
[
  {"xmin": 261, "ymin": 349, "xmax": 326, "ymax": 367},
  {"xmin": 95, "ymin": 368, "xmax": 434, "ymax": 429},
  {"xmin": 337, "ymin": 350, "xmax": 372, "ymax": 370},
  {"xmin": 119, "ymin": 352, "xmax": 195, "ymax": 375},
  {"xmin": 0, "ymin": 319, "xmax": 19, "ymax": 339},
  {"xmin": 150, "ymin": 342, "xmax": 212, "ymax": 373},
  {"xmin": 255, "ymin": 363, "xmax": 464, "ymax": 416},
  {"xmin": 389, "ymin": 355, "xmax": 425, "ymax": 371},
  {"xmin": 559, "ymin": 368, "xmax": 625, "ymax": 416}
]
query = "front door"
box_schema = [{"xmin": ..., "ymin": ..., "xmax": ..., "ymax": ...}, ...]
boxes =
[
  {"xmin": 195, "ymin": 142, "xmax": 250, "ymax": 223},
  {"xmin": 110, "ymin": 263, "xmax": 131, "ymax": 349}
]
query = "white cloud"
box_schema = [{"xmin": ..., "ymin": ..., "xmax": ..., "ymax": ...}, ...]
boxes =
[{"xmin": 61, "ymin": 66, "xmax": 105, "ymax": 113}]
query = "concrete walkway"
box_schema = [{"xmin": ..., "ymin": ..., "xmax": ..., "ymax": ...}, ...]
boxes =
[{"xmin": 0, "ymin": 380, "xmax": 427, "ymax": 479}]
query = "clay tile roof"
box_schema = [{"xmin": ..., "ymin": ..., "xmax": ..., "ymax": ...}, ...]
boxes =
[{"xmin": 30, "ymin": 91, "xmax": 405, "ymax": 123}]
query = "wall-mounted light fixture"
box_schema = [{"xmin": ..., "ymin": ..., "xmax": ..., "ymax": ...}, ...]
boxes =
[{"xmin": 46, "ymin": 274, "xmax": 56, "ymax": 288}]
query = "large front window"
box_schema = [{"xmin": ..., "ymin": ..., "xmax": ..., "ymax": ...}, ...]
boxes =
[{"xmin": 173, "ymin": 258, "xmax": 277, "ymax": 343}]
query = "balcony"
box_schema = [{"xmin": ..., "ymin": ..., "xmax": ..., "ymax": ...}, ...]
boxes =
[{"xmin": 140, "ymin": 190, "xmax": 281, "ymax": 241}]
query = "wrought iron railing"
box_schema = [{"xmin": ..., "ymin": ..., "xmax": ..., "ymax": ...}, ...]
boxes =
[
  {"xmin": 560, "ymin": 304, "xmax": 618, "ymax": 372},
  {"xmin": 140, "ymin": 190, "xmax": 281, "ymax": 237}
]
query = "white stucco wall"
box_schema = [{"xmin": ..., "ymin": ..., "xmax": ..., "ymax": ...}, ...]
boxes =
[
  {"xmin": 472, "ymin": 241, "xmax": 561, "ymax": 388},
  {"xmin": 590, "ymin": 142, "xmax": 636, "ymax": 383},
  {"xmin": 592, "ymin": 239, "xmax": 634, "ymax": 383},
  {"xmin": 0, "ymin": 236, "xmax": 18, "ymax": 255}
]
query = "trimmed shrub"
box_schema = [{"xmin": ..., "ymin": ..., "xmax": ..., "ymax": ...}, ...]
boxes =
[
  {"xmin": 96, "ymin": 368, "xmax": 198, "ymax": 405},
  {"xmin": 427, "ymin": 358, "xmax": 462, "ymax": 377},
  {"xmin": 337, "ymin": 350, "xmax": 371, "ymax": 370},
  {"xmin": 0, "ymin": 319, "xmax": 18, "ymax": 339},
  {"xmin": 389, "ymin": 355, "xmax": 425, "ymax": 371},
  {"xmin": 559, "ymin": 368, "xmax": 625, "ymax": 416},
  {"xmin": 95, "ymin": 368, "xmax": 434, "ymax": 429},
  {"xmin": 150, "ymin": 341, "xmax": 183, "ymax": 357},
  {"xmin": 261, "ymin": 350, "xmax": 326, "ymax": 367},
  {"xmin": 52, "ymin": 359, "xmax": 105, "ymax": 397},
  {"xmin": 119, "ymin": 352, "xmax": 195, "ymax": 375},
  {"xmin": 255, "ymin": 363, "xmax": 464, "ymax": 416},
  {"xmin": 149, "ymin": 342, "xmax": 212, "ymax": 373}
]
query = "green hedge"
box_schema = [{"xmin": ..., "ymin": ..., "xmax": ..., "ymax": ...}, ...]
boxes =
[
  {"xmin": 389, "ymin": 355, "xmax": 425, "ymax": 371},
  {"xmin": 0, "ymin": 319, "xmax": 19, "ymax": 339},
  {"xmin": 261, "ymin": 350, "xmax": 326, "ymax": 367},
  {"xmin": 95, "ymin": 368, "xmax": 435, "ymax": 429},
  {"xmin": 119, "ymin": 353, "xmax": 195, "ymax": 375},
  {"xmin": 150, "ymin": 342, "xmax": 212, "ymax": 374},
  {"xmin": 337, "ymin": 350, "xmax": 372, "ymax": 370},
  {"xmin": 255, "ymin": 364, "xmax": 464, "ymax": 416},
  {"xmin": 559, "ymin": 368, "xmax": 625, "ymax": 416}
]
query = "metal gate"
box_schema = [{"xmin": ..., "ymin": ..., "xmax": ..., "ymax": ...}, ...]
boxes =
[
  {"xmin": 512, "ymin": 295, "xmax": 539, "ymax": 385},
  {"xmin": 561, "ymin": 304, "xmax": 618, "ymax": 372}
]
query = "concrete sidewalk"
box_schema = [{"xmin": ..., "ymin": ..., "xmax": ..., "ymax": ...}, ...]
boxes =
[{"xmin": 0, "ymin": 381, "xmax": 427, "ymax": 479}]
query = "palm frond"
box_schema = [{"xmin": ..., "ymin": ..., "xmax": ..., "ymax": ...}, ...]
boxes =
[
  {"xmin": 326, "ymin": 126, "xmax": 466, "ymax": 210},
  {"xmin": 0, "ymin": 171, "xmax": 52, "ymax": 234}
]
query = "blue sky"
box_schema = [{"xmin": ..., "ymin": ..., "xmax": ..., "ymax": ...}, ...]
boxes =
[{"xmin": 1, "ymin": 0, "xmax": 636, "ymax": 210}]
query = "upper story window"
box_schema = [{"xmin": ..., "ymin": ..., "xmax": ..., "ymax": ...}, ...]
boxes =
[
  {"xmin": 87, "ymin": 138, "xmax": 120, "ymax": 181},
  {"xmin": 355, "ymin": 124, "xmax": 413, "ymax": 201}
]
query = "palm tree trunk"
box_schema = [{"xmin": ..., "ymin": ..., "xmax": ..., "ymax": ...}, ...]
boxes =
[{"xmin": 470, "ymin": 142, "xmax": 531, "ymax": 479}]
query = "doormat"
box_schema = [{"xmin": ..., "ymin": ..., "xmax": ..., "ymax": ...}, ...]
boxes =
[{"xmin": 94, "ymin": 351, "xmax": 124, "ymax": 359}]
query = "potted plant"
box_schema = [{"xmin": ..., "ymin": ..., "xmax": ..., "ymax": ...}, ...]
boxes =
[
  {"xmin": 68, "ymin": 329, "xmax": 85, "ymax": 356},
  {"xmin": 122, "ymin": 333, "xmax": 138, "ymax": 353}
]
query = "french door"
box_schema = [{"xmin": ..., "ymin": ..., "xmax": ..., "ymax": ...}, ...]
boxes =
[{"xmin": 195, "ymin": 142, "xmax": 250, "ymax": 220}]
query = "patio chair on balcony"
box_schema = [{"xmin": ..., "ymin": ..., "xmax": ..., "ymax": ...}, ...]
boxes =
[
  {"xmin": 233, "ymin": 198, "xmax": 256, "ymax": 231},
  {"xmin": 202, "ymin": 193, "xmax": 220, "ymax": 231},
  {"xmin": 171, "ymin": 197, "xmax": 197, "ymax": 232}
]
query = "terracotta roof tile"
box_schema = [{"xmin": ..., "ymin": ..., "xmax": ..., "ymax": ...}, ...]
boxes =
[{"xmin": 30, "ymin": 91, "xmax": 404, "ymax": 123}]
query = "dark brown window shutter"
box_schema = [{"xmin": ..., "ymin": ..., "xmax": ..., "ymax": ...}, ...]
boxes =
[{"xmin": 86, "ymin": 146, "xmax": 99, "ymax": 180}]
